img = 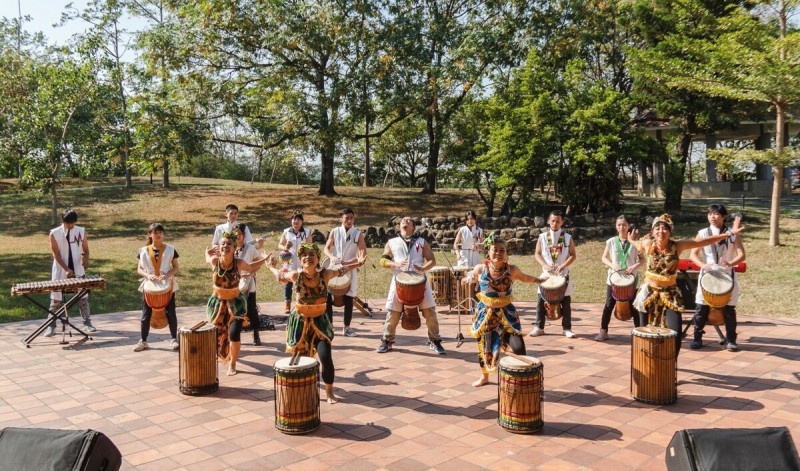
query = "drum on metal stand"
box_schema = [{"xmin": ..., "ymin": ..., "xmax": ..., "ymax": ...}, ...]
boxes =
[
  {"xmin": 428, "ymin": 266, "xmax": 451, "ymax": 306},
  {"xmin": 274, "ymin": 356, "xmax": 320, "ymax": 434},
  {"xmin": 700, "ymin": 270, "xmax": 734, "ymax": 326},
  {"xmin": 498, "ymin": 355, "xmax": 544, "ymax": 433},
  {"xmin": 178, "ymin": 323, "xmax": 218, "ymax": 396},
  {"xmin": 143, "ymin": 279, "xmax": 172, "ymax": 329},
  {"xmin": 450, "ymin": 266, "xmax": 476, "ymax": 314},
  {"xmin": 631, "ymin": 326, "xmax": 677, "ymax": 405}
]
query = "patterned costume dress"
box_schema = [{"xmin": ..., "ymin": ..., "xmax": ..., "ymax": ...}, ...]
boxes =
[
  {"xmin": 469, "ymin": 263, "xmax": 520, "ymax": 373},
  {"xmin": 206, "ymin": 260, "xmax": 247, "ymax": 361},
  {"xmin": 633, "ymin": 240, "xmax": 682, "ymax": 327},
  {"xmin": 286, "ymin": 271, "xmax": 335, "ymax": 357}
]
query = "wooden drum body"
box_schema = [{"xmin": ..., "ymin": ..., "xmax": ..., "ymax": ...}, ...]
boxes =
[
  {"xmin": 700, "ymin": 270, "xmax": 733, "ymax": 326},
  {"xmin": 539, "ymin": 275, "xmax": 567, "ymax": 320},
  {"xmin": 179, "ymin": 324, "xmax": 218, "ymax": 396},
  {"xmin": 450, "ymin": 266, "xmax": 476, "ymax": 313},
  {"xmin": 498, "ymin": 355, "xmax": 544, "ymax": 433},
  {"xmin": 327, "ymin": 268, "xmax": 352, "ymax": 307},
  {"xmin": 428, "ymin": 266, "xmax": 451, "ymax": 306},
  {"xmin": 631, "ymin": 326, "xmax": 677, "ymax": 405},
  {"xmin": 143, "ymin": 279, "xmax": 172, "ymax": 329},
  {"xmin": 274, "ymin": 356, "xmax": 320, "ymax": 434},
  {"xmin": 610, "ymin": 271, "xmax": 636, "ymax": 321},
  {"xmin": 395, "ymin": 271, "xmax": 426, "ymax": 307}
]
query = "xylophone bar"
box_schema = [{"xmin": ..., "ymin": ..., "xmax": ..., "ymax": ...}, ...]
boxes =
[{"xmin": 11, "ymin": 275, "xmax": 106, "ymax": 296}]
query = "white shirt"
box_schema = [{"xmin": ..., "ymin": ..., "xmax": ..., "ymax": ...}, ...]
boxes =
[
  {"xmin": 50, "ymin": 224, "xmax": 86, "ymax": 301},
  {"xmin": 695, "ymin": 226, "xmax": 739, "ymax": 306},
  {"xmin": 330, "ymin": 225, "xmax": 362, "ymax": 296},
  {"xmin": 537, "ymin": 230, "xmax": 574, "ymax": 297},
  {"xmin": 137, "ymin": 245, "xmax": 180, "ymax": 293},
  {"xmin": 236, "ymin": 244, "xmax": 259, "ymax": 294},
  {"xmin": 283, "ymin": 227, "xmax": 310, "ymax": 271},
  {"xmin": 604, "ymin": 236, "xmax": 639, "ymax": 285},
  {"xmin": 384, "ymin": 236, "xmax": 435, "ymax": 311},
  {"xmin": 211, "ymin": 221, "xmax": 253, "ymax": 246},
  {"xmin": 456, "ymin": 225, "xmax": 483, "ymax": 267}
]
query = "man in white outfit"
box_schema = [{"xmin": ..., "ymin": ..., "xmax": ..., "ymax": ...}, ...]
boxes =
[{"xmin": 324, "ymin": 208, "xmax": 367, "ymax": 337}]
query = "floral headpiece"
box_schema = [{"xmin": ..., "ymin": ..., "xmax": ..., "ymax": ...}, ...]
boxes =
[
  {"xmin": 221, "ymin": 229, "xmax": 239, "ymax": 242},
  {"xmin": 484, "ymin": 233, "xmax": 505, "ymax": 245},
  {"xmin": 652, "ymin": 213, "xmax": 674, "ymax": 231},
  {"xmin": 291, "ymin": 209, "xmax": 303, "ymax": 219},
  {"xmin": 297, "ymin": 242, "xmax": 321, "ymax": 259}
]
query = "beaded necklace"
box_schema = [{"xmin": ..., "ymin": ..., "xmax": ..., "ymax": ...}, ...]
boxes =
[{"xmin": 547, "ymin": 231, "xmax": 565, "ymax": 261}]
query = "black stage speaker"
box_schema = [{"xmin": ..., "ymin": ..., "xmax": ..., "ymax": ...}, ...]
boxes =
[
  {"xmin": 0, "ymin": 427, "xmax": 121, "ymax": 471},
  {"xmin": 666, "ymin": 427, "xmax": 800, "ymax": 471}
]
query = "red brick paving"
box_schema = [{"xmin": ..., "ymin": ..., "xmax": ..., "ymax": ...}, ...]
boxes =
[{"xmin": 1, "ymin": 301, "xmax": 798, "ymax": 470}]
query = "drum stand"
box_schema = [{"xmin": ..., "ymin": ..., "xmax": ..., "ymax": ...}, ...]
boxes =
[
  {"xmin": 437, "ymin": 249, "xmax": 467, "ymax": 348},
  {"xmin": 21, "ymin": 290, "xmax": 92, "ymax": 347},
  {"xmin": 354, "ymin": 261, "xmax": 375, "ymax": 318}
]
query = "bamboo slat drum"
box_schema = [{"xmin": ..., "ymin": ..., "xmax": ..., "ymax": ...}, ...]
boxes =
[
  {"xmin": 428, "ymin": 266, "xmax": 451, "ymax": 306},
  {"xmin": 178, "ymin": 324, "xmax": 218, "ymax": 396},
  {"xmin": 450, "ymin": 266, "xmax": 476, "ymax": 313},
  {"xmin": 498, "ymin": 355, "xmax": 544, "ymax": 433},
  {"xmin": 631, "ymin": 326, "xmax": 677, "ymax": 405},
  {"xmin": 274, "ymin": 356, "xmax": 320, "ymax": 434}
]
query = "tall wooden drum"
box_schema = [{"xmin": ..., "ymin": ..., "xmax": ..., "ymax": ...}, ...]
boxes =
[
  {"xmin": 631, "ymin": 326, "xmax": 677, "ymax": 405},
  {"xmin": 178, "ymin": 324, "xmax": 218, "ymax": 396},
  {"xmin": 498, "ymin": 355, "xmax": 544, "ymax": 433},
  {"xmin": 274, "ymin": 356, "xmax": 320, "ymax": 434},
  {"xmin": 428, "ymin": 266, "xmax": 451, "ymax": 306}
]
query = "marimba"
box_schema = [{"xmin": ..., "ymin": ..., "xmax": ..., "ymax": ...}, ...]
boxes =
[{"xmin": 11, "ymin": 275, "xmax": 106, "ymax": 347}]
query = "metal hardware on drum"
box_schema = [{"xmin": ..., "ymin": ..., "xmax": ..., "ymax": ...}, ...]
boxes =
[{"xmin": 11, "ymin": 275, "xmax": 106, "ymax": 347}]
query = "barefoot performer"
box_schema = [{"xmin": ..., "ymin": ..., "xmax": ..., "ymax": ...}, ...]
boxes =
[
  {"xmin": 468, "ymin": 234, "xmax": 548, "ymax": 387},
  {"xmin": 268, "ymin": 242, "xmax": 366, "ymax": 404},
  {"xmin": 632, "ymin": 214, "xmax": 744, "ymax": 355},
  {"xmin": 205, "ymin": 231, "xmax": 270, "ymax": 376}
]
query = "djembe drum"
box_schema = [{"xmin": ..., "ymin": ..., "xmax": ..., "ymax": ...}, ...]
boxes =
[
  {"xmin": 610, "ymin": 271, "xmax": 636, "ymax": 321},
  {"xmin": 700, "ymin": 270, "xmax": 734, "ymax": 326},
  {"xmin": 274, "ymin": 356, "xmax": 320, "ymax": 434},
  {"xmin": 327, "ymin": 267, "xmax": 352, "ymax": 308},
  {"xmin": 539, "ymin": 275, "xmax": 567, "ymax": 320},
  {"xmin": 498, "ymin": 355, "xmax": 544, "ymax": 433},
  {"xmin": 143, "ymin": 279, "xmax": 172, "ymax": 329},
  {"xmin": 396, "ymin": 271, "xmax": 426, "ymax": 330},
  {"xmin": 178, "ymin": 323, "xmax": 218, "ymax": 396},
  {"xmin": 631, "ymin": 326, "xmax": 677, "ymax": 405}
]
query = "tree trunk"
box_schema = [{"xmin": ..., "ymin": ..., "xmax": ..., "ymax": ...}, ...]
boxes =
[
  {"xmin": 162, "ymin": 159, "xmax": 170, "ymax": 188},
  {"xmin": 664, "ymin": 133, "xmax": 692, "ymax": 212},
  {"xmin": 422, "ymin": 114, "xmax": 438, "ymax": 194},
  {"xmin": 51, "ymin": 184, "xmax": 58, "ymax": 226},
  {"xmin": 769, "ymin": 103, "xmax": 785, "ymax": 246},
  {"xmin": 363, "ymin": 119, "xmax": 371, "ymax": 187},
  {"xmin": 318, "ymin": 142, "xmax": 337, "ymax": 196}
]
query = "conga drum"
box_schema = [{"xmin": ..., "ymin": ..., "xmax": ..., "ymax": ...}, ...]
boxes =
[
  {"xmin": 274, "ymin": 356, "xmax": 320, "ymax": 434},
  {"xmin": 395, "ymin": 271, "xmax": 427, "ymax": 307},
  {"xmin": 631, "ymin": 326, "xmax": 677, "ymax": 405},
  {"xmin": 428, "ymin": 266, "xmax": 451, "ymax": 306},
  {"xmin": 498, "ymin": 355, "xmax": 544, "ymax": 433},
  {"xmin": 539, "ymin": 275, "xmax": 567, "ymax": 320},
  {"xmin": 327, "ymin": 267, "xmax": 352, "ymax": 307},
  {"xmin": 450, "ymin": 266, "xmax": 476, "ymax": 313},
  {"xmin": 610, "ymin": 271, "xmax": 636, "ymax": 321},
  {"xmin": 700, "ymin": 270, "xmax": 734, "ymax": 326},
  {"xmin": 143, "ymin": 279, "xmax": 172, "ymax": 329},
  {"xmin": 178, "ymin": 323, "xmax": 218, "ymax": 396}
]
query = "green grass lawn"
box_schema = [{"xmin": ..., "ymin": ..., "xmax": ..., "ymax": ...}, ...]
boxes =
[{"xmin": 1, "ymin": 177, "xmax": 798, "ymax": 322}]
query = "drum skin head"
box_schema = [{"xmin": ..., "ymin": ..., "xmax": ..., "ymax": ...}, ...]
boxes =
[
  {"xmin": 540, "ymin": 275, "xmax": 566, "ymax": 289},
  {"xmin": 700, "ymin": 270, "xmax": 733, "ymax": 295},
  {"xmin": 499, "ymin": 355, "xmax": 541, "ymax": 369},
  {"xmin": 429, "ymin": 266, "xmax": 450, "ymax": 274},
  {"xmin": 274, "ymin": 356, "xmax": 318, "ymax": 369},
  {"xmin": 633, "ymin": 326, "xmax": 677, "ymax": 337},
  {"xmin": 396, "ymin": 271, "xmax": 426, "ymax": 284},
  {"xmin": 609, "ymin": 271, "xmax": 635, "ymax": 286},
  {"xmin": 143, "ymin": 279, "xmax": 171, "ymax": 293},
  {"xmin": 179, "ymin": 324, "xmax": 215, "ymax": 334}
]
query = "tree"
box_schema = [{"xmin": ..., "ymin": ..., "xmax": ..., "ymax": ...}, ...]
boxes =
[{"xmin": 635, "ymin": 0, "xmax": 800, "ymax": 245}]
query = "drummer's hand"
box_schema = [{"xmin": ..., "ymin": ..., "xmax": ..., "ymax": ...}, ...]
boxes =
[
  {"xmin": 612, "ymin": 264, "xmax": 621, "ymax": 272},
  {"xmin": 629, "ymin": 228, "xmax": 640, "ymax": 241},
  {"xmin": 624, "ymin": 267, "xmax": 635, "ymax": 275},
  {"xmin": 255, "ymin": 238, "xmax": 265, "ymax": 250},
  {"xmin": 332, "ymin": 257, "xmax": 342, "ymax": 266},
  {"xmin": 537, "ymin": 274, "xmax": 549, "ymax": 284},
  {"xmin": 356, "ymin": 250, "xmax": 367, "ymax": 266},
  {"xmin": 206, "ymin": 245, "xmax": 219, "ymax": 257},
  {"xmin": 285, "ymin": 241, "xmax": 293, "ymax": 250},
  {"xmin": 412, "ymin": 264, "xmax": 424, "ymax": 272},
  {"xmin": 82, "ymin": 260, "xmax": 89, "ymax": 270}
]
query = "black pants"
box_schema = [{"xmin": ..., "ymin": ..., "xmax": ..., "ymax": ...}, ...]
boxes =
[
  {"xmin": 245, "ymin": 291, "xmax": 260, "ymax": 332},
  {"xmin": 316, "ymin": 339, "xmax": 335, "ymax": 385},
  {"xmin": 656, "ymin": 308, "xmax": 683, "ymax": 355},
  {"xmin": 693, "ymin": 304, "xmax": 737, "ymax": 343},
  {"xmin": 326, "ymin": 294, "xmax": 353, "ymax": 328},
  {"xmin": 229, "ymin": 318, "xmax": 244, "ymax": 342},
  {"xmin": 535, "ymin": 295, "xmax": 572, "ymax": 329},
  {"xmin": 140, "ymin": 294, "xmax": 177, "ymax": 341},
  {"xmin": 600, "ymin": 286, "xmax": 643, "ymax": 330}
]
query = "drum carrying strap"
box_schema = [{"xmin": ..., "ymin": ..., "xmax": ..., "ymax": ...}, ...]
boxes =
[
  {"xmin": 615, "ymin": 237, "xmax": 631, "ymax": 270},
  {"xmin": 147, "ymin": 244, "xmax": 165, "ymax": 277}
]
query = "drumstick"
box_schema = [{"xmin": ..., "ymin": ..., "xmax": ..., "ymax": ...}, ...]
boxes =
[
  {"xmin": 504, "ymin": 351, "xmax": 536, "ymax": 366},
  {"xmin": 190, "ymin": 320, "xmax": 207, "ymax": 331}
]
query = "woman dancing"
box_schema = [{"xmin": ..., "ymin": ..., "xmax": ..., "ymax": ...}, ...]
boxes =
[
  {"xmin": 205, "ymin": 230, "xmax": 269, "ymax": 376},
  {"xmin": 467, "ymin": 234, "xmax": 547, "ymax": 387},
  {"xmin": 268, "ymin": 242, "xmax": 365, "ymax": 403}
]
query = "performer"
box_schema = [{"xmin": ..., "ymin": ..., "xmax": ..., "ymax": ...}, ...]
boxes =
[
  {"xmin": 211, "ymin": 204, "xmax": 260, "ymax": 247},
  {"xmin": 689, "ymin": 205, "xmax": 745, "ymax": 351},
  {"xmin": 632, "ymin": 213, "xmax": 744, "ymax": 355},
  {"xmin": 323, "ymin": 208, "xmax": 367, "ymax": 337},
  {"xmin": 376, "ymin": 216, "xmax": 446, "ymax": 355},
  {"xmin": 530, "ymin": 210, "xmax": 577, "ymax": 338},
  {"xmin": 47, "ymin": 209, "xmax": 95, "ymax": 336},
  {"xmin": 596, "ymin": 215, "xmax": 645, "ymax": 341},
  {"xmin": 134, "ymin": 223, "xmax": 180, "ymax": 352},
  {"xmin": 468, "ymin": 234, "xmax": 547, "ymax": 387},
  {"xmin": 453, "ymin": 210, "xmax": 483, "ymax": 267},
  {"xmin": 268, "ymin": 242, "xmax": 365, "ymax": 404},
  {"xmin": 277, "ymin": 210, "xmax": 309, "ymax": 314},
  {"xmin": 233, "ymin": 223, "xmax": 264, "ymax": 346},
  {"xmin": 204, "ymin": 231, "xmax": 270, "ymax": 376}
]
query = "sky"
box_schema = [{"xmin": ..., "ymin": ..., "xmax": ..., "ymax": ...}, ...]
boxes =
[{"xmin": 1, "ymin": 0, "xmax": 91, "ymax": 45}]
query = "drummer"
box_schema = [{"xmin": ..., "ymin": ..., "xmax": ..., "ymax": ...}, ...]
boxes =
[
  {"xmin": 135, "ymin": 223, "xmax": 180, "ymax": 352},
  {"xmin": 631, "ymin": 213, "xmax": 744, "ymax": 356},
  {"xmin": 277, "ymin": 210, "xmax": 309, "ymax": 314},
  {"xmin": 233, "ymin": 223, "xmax": 264, "ymax": 346},
  {"xmin": 267, "ymin": 242, "xmax": 366, "ymax": 404},
  {"xmin": 453, "ymin": 210, "xmax": 483, "ymax": 267},
  {"xmin": 467, "ymin": 234, "xmax": 548, "ymax": 387},
  {"xmin": 596, "ymin": 215, "xmax": 645, "ymax": 341},
  {"xmin": 688, "ymin": 205, "xmax": 745, "ymax": 351},
  {"xmin": 376, "ymin": 216, "xmax": 446, "ymax": 354},
  {"xmin": 530, "ymin": 210, "xmax": 577, "ymax": 338},
  {"xmin": 324, "ymin": 208, "xmax": 367, "ymax": 337}
]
